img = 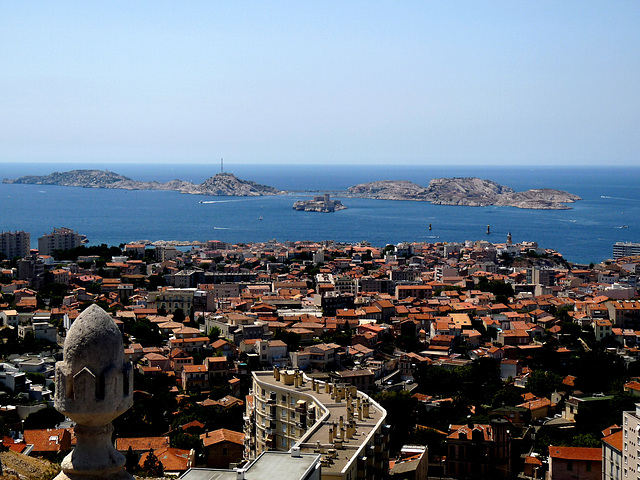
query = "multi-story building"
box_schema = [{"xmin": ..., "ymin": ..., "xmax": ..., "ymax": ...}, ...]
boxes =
[
  {"xmin": 607, "ymin": 301, "xmax": 640, "ymax": 329},
  {"xmin": 548, "ymin": 446, "xmax": 601, "ymax": 480},
  {"xmin": 333, "ymin": 276, "xmax": 357, "ymax": 296},
  {"xmin": 445, "ymin": 420, "xmax": 511, "ymax": 478},
  {"xmin": 182, "ymin": 450, "xmax": 321, "ymax": 480},
  {"xmin": 622, "ymin": 404, "xmax": 640, "ymax": 480},
  {"xmin": 37, "ymin": 227, "xmax": 83, "ymax": 255},
  {"xmin": 357, "ymin": 277, "xmax": 395, "ymax": 296},
  {"xmin": 290, "ymin": 344, "xmax": 339, "ymax": 371},
  {"xmin": 17, "ymin": 255, "xmax": 45, "ymax": 288},
  {"xmin": 527, "ymin": 267, "xmax": 556, "ymax": 287},
  {"xmin": 0, "ymin": 231, "xmax": 30, "ymax": 259},
  {"xmin": 602, "ymin": 427, "xmax": 622, "ymax": 480},
  {"xmin": 614, "ymin": 242, "xmax": 640, "ymax": 260},
  {"xmin": 246, "ymin": 369, "xmax": 389, "ymax": 480},
  {"xmin": 147, "ymin": 287, "xmax": 197, "ymax": 314}
]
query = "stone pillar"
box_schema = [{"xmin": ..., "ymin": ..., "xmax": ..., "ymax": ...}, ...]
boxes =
[{"xmin": 54, "ymin": 304, "xmax": 134, "ymax": 480}]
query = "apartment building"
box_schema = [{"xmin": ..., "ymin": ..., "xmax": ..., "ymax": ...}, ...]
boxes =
[
  {"xmin": 0, "ymin": 231, "xmax": 30, "ymax": 259},
  {"xmin": 607, "ymin": 301, "xmax": 640, "ymax": 329},
  {"xmin": 623, "ymin": 404, "xmax": 640, "ymax": 480},
  {"xmin": 37, "ymin": 227, "xmax": 83, "ymax": 256},
  {"xmin": 147, "ymin": 287, "xmax": 197, "ymax": 314},
  {"xmin": 614, "ymin": 242, "xmax": 640, "ymax": 260},
  {"xmin": 446, "ymin": 420, "xmax": 511, "ymax": 478},
  {"xmin": 602, "ymin": 427, "xmax": 622, "ymax": 480},
  {"xmin": 246, "ymin": 369, "xmax": 389, "ymax": 480}
]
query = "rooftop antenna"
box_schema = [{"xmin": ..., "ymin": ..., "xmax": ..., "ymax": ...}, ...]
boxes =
[{"xmin": 221, "ymin": 158, "xmax": 224, "ymax": 174}]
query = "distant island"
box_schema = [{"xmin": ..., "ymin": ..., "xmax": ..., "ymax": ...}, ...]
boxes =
[
  {"xmin": 293, "ymin": 194, "xmax": 347, "ymax": 213},
  {"xmin": 345, "ymin": 177, "xmax": 581, "ymax": 210},
  {"xmin": 2, "ymin": 169, "xmax": 280, "ymax": 196},
  {"xmin": 2, "ymin": 170, "xmax": 581, "ymax": 209}
]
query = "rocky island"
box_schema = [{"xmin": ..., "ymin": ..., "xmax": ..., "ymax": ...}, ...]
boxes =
[
  {"xmin": 3, "ymin": 170, "xmax": 580, "ymax": 209},
  {"xmin": 2, "ymin": 170, "xmax": 280, "ymax": 196},
  {"xmin": 293, "ymin": 193, "xmax": 347, "ymax": 212},
  {"xmin": 345, "ymin": 177, "xmax": 581, "ymax": 209}
]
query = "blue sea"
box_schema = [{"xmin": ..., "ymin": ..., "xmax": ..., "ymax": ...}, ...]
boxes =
[{"xmin": 0, "ymin": 162, "xmax": 638, "ymax": 265}]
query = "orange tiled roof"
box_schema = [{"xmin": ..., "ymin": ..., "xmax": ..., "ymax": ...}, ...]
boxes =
[
  {"xmin": 23, "ymin": 428, "xmax": 71, "ymax": 452},
  {"xmin": 139, "ymin": 447, "xmax": 190, "ymax": 472},
  {"xmin": 200, "ymin": 428, "xmax": 244, "ymax": 447},
  {"xmin": 602, "ymin": 430, "xmax": 623, "ymax": 451},
  {"xmin": 115, "ymin": 436, "xmax": 170, "ymax": 452},
  {"xmin": 548, "ymin": 446, "xmax": 601, "ymax": 461}
]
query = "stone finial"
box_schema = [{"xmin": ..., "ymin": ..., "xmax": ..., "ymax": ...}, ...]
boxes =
[{"xmin": 54, "ymin": 304, "xmax": 133, "ymax": 480}]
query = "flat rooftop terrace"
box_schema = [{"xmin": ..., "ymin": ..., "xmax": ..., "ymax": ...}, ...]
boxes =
[{"xmin": 253, "ymin": 371, "xmax": 386, "ymax": 476}]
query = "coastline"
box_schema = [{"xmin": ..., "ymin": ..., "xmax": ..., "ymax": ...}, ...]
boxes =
[{"xmin": 0, "ymin": 164, "xmax": 637, "ymax": 265}]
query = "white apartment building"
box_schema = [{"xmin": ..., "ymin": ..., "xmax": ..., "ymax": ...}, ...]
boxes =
[
  {"xmin": 246, "ymin": 369, "xmax": 389, "ymax": 480},
  {"xmin": 614, "ymin": 243, "xmax": 640, "ymax": 260}
]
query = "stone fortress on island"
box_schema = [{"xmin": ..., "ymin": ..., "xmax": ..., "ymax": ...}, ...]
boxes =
[{"xmin": 293, "ymin": 194, "xmax": 347, "ymax": 213}]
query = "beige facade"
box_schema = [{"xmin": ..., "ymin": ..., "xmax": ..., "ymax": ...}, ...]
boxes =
[
  {"xmin": 37, "ymin": 227, "xmax": 83, "ymax": 256},
  {"xmin": 147, "ymin": 287, "xmax": 196, "ymax": 313},
  {"xmin": 623, "ymin": 405, "xmax": 640, "ymax": 480},
  {"xmin": 246, "ymin": 369, "xmax": 389, "ymax": 480}
]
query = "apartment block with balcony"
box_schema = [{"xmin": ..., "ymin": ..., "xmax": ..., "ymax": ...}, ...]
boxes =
[{"xmin": 246, "ymin": 368, "xmax": 389, "ymax": 480}]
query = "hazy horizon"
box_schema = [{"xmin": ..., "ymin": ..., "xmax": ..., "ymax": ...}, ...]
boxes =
[{"xmin": 2, "ymin": 2, "xmax": 639, "ymax": 166}]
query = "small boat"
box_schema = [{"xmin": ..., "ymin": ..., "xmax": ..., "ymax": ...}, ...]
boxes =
[
  {"xmin": 428, "ymin": 223, "xmax": 432, "ymax": 230},
  {"xmin": 258, "ymin": 216, "xmax": 263, "ymax": 221},
  {"xmin": 486, "ymin": 225, "xmax": 491, "ymax": 234}
]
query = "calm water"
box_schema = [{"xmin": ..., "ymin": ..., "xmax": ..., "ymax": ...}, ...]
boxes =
[{"xmin": 0, "ymin": 163, "xmax": 638, "ymax": 265}]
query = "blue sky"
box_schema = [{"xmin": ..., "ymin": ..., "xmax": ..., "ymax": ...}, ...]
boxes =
[{"xmin": 1, "ymin": 1, "xmax": 639, "ymax": 165}]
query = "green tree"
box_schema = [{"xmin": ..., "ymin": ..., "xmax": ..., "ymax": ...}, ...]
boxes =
[
  {"xmin": 571, "ymin": 433, "xmax": 601, "ymax": 448},
  {"xmin": 26, "ymin": 372, "xmax": 46, "ymax": 385},
  {"xmin": 208, "ymin": 327, "xmax": 221, "ymax": 342},
  {"xmin": 147, "ymin": 274, "xmax": 166, "ymax": 291},
  {"xmin": 125, "ymin": 446, "xmax": 138, "ymax": 474},
  {"xmin": 24, "ymin": 407, "xmax": 65, "ymax": 429},
  {"xmin": 173, "ymin": 308, "xmax": 185, "ymax": 323},
  {"xmin": 142, "ymin": 449, "xmax": 164, "ymax": 477},
  {"xmin": 526, "ymin": 370, "xmax": 563, "ymax": 398},
  {"xmin": 373, "ymin": 390, "xmax": 418, "ymax": 454},
  {"xmin": 171, "ymin": 433, "xmax": 203, "ymax": 458},
  {"xmin": 492, "ymin": 384, "xmax": 526, "ymax": 408},
  {"xmin": 274, "ymin": 329, "xmax": 301, "ymax": 352}
]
